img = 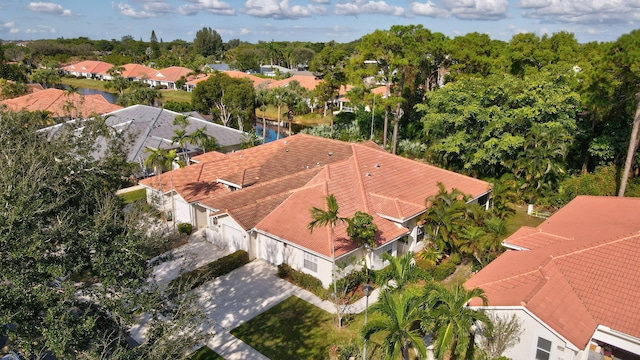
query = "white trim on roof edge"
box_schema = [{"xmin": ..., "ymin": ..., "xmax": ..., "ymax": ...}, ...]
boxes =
[{"xmin": 469, "ymin": 305, "xmax": 580, "ymax": 352}]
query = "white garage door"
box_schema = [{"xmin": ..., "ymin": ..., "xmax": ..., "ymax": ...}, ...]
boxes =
[
  {"xmin": 224, "ymin": 225, "xmax": 247, "ymax": 252},
  {"xmin": 260, "ymin": 236, "xmax": 284, "ymax": 265}
]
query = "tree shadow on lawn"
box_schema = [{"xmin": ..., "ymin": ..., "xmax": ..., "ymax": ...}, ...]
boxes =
[{"xmin": 231, "ymin": 296, "xmax": 355, "ymax": 359}]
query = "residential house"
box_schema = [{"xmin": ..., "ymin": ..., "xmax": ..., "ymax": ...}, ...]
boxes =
[
  {"xmin": 260, "ymin": 64, "xmax": 292, "ymax": 77},
  {"xmin": 1, "ymin": 88, "xmax": 122, "ymax": 118},
  {"xmin": 465, "ymin": 196, "xmax": 640, "ymax": 360},
  {"xmin": 41, "ymin": 104, "xmax": 246, "ymax": 175},
  {"xmin": 140, "ymin": 134, "xmax": 491, "ymax": 287},
  {"xmin": 61, "ymin": 60, "xmax": 114, "ymax": 80},
  {"xmin": 144, "ymin": 66, "xmax": 192, "ymax": 90}
]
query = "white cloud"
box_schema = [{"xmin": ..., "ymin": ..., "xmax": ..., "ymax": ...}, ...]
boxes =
[
  {"xmin": 28, "ymin": 2, "xmax": 74, "ymax": 16},
  {"xmin": 241, "ymin": 0, "xmax": 327, "ymax": 19},
  {"xmin": 178, "ymin": 0, "xmax": 235, "ymax": 16},
  {"xmin": 240, "ymin": 27, "xmax": 251, "ymax": 35},
  {"xmin": 334, "ymin": 0, "xmax": 405, "ymax": 16},
  {"xmin": 117, "ymin": 0, "xmax": 183, "ymax": 18},
  {"xmin": 25, "ymin": 25, "xmax": 56, "ymax": 33},
  {"xmin": 410, "ymin": 0, "xmax": 508, "ymax": 20},
  {"xmin": 518, "ymin": 0, "xmax": 640, "ymax": 25},
  {"xmin": 410, "ymin": 1, "xmax": 449, "ymax": 18},
  {"xmin": 443, "ymin": 0, "xmax": 509, "ymax": 20}
]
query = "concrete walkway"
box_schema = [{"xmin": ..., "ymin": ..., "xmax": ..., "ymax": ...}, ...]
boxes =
[
  {"xmin": 140, "ymin": 233, "xmax": 380, "ymax": 360},
  {"xmin": 195, "ymin": 259, "xmax": 380, "ymax": 359}
]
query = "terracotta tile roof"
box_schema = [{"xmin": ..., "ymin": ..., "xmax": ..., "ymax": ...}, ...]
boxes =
[
  {"xmin": 256, "ymin": 143, "xmax": 490, "ymax": 259},
  {"xmin": 121, "ymin": 63, "xmax": 156, "ymax": 79},
  {"xmin": 502, "ymin": 227, "xmax": 573, "ymax": 250},
  {"xmin": 1, "ymin": 88, "xmax": 122, "ymax": 118},
  {"xmin": 140, "ymin": 134, "xmax": 355, "ymax": 202},
  {"xmin": 61, "ymin": 60, "xmax": 113, "ymax": 75},
  {"xmin": 147, "ymin": 66, "xmax": 192, "ymax": 82},
  {"xmin": 465, "ymin": 196, "xmax": 640, "ymax": 349},
  {"xmin": 267, "ymin": 75, "xmax": 321, "ymax": 91},
  {"xmin": 191, "ymin": 151, "xmax": 228, "ymax": 163},
  {"xmin": 203, "ymin": 168, "xmax": 322, "ymax": 230},
  {"xmin": 224, "ymin": 71, "xmax": 272, "ymax": 88}
]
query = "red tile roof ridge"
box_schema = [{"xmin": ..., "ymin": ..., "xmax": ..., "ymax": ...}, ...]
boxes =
[
  {"xmin": 552, "ymin": 230, "xmax": 640, "ymax": 260},
  {"xmin": 521, "ymin": 267, "xmax": 550, "ymax": 304},
  {"xmin": 350, "ymin": 144, "xmax": 371, "ymax": 213}
]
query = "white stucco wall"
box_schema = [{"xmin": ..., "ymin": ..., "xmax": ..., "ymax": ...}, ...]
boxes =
[
  {"xmin": 478, "ymin": 308, "xmax": 583, "ymax": 360},
  {"xmin": 173, "ymin": 196, "xmax": 191, "ymax": 224}
]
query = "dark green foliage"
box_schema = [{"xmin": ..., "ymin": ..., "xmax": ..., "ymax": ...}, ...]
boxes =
[
  {"xmin": 163, "ymin": 100, "xmax": 194, "ymax": 113},
  {"xmin": 177, "ymin": 223, "xmax": 193, "ymax": 235},
  {"xmin": 193, "ymin": 27, "xmax": 223, "ymax": 58},
  {"xmin": 277, "ymin": 263, "xmax": 327, "ymax": 299},
  {"xmin": 169, "ymin": 250, "xmax": 249, "ymax": 293},
  {"xmin": 449, "ymin": 252, "xmax": 462, "ymax": 265},
  {"xmin": 432, "ymin": 261, "xmax": 457, "ymax": 281}
]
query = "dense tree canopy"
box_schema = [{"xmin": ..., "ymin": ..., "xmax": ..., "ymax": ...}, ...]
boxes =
[{"xmin": 0, "ymin": 110, "xmax": 203, "ymax": 359}]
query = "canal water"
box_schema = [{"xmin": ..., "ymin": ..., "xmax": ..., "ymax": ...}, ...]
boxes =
[{"xmin": 60, "ymin": 85, "xmax": 119, "ymax": 104}]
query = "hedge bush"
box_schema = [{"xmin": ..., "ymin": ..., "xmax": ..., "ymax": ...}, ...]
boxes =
[
  {"xmin": 169, "ymin": 250, "xmax": 249, "ymax": 293},
  {"xmin": 433, "ymin": 260, "xmax": 456, "ymax": 281},
  {"xmin": 177, "ymin": 223, "xmax": 193, "ymax": 235},
  {"xmin": 277, "ymin": 263, "xmax": 327, "ymax": 299}
]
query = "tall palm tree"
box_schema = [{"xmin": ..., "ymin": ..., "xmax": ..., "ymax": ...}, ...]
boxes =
[
  {"xmin": 255, "ymin": 90, "xmax": 269, "ymax": 141},
  {"xmin": 381, "ymin": 252, "xmax": 424, "ymax": 291},
  {"xmin": 171, "ymin": 128, "xmax": 190, "ymax": 164},
  {"xmin": 308, "ymin": 194, "xmax": 347, "ymax": 327},
  {"xmin": 269, "ymin": 87, "xmax": 287, "ymax": 140},
  {"xmin": 423, "ymin": 283, "xmax": 492, "ymax": 360},
  {"xmin": 489, "ymin": 174, "xmax": 518, "ymax": 220},
  {"xmin": 423, "ymin": 183, "xmax": 469, "ymax": 253},
  {"xmin": 188, "ymin": 126, "xmax": 214, "ymax": 153},
  {"xmin": 362, "ymin": 290, "xmax": 427, "ymax": 360},
  {"xmin": 346, "ymin": 211, "xmax": 378, "ymax": 283}
]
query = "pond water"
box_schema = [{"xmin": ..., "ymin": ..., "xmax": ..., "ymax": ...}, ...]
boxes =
[
  {"xmin": 255, "ymin": 125, "xmax": 288, "ymax": 143},
  {"xmin": 60, "ymin": 85, "xmax": 119, "ymax": 104}
]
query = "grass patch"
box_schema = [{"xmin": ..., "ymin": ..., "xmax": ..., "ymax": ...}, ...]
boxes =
[
  {"xmin": 231, "ymin": 296, "xmax": 367, "ymax": 359},
  {"xmin": 59, "ymin": 77, "xmax": 112, "ymax": 92},
  {"xmin": 118, "ymin": 188, "xmax": 146, "ymax": 204},
  {"xmin": 159, "ymin": 89, "xmax": 192, "ymax": 103},
  {"xmin": 189, "ymin": 346, "xmax": 224, "ymax": 360},
  {"xmin": 255, "ymin": 106, "xmax": 330, "ymax": 127},
  {"xmin": 506, "ymin": 204, "xmax": 545, "ymax": 237}
]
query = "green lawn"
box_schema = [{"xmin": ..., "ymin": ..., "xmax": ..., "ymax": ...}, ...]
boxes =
[
  {"xmin": 189, "ymin": 346, "xmax": 224, "ymax": 360},
  {"xmin": 117, "ymin": 188, "xmax": 146, "ymax": 204},
  {"xmin": 59, "ymin": 77, "xmax": 112, "ymax": 92},
  {"xmin": 505, "ymin": 204, "xmax": 545, "ymax": 236},
  {"xmin": 159, "ymin": 89, "xmax": 192, "ymax": 103},
  {"xmin": 231, "ymin": 296, "xmax": 369, "ymax": 359}
]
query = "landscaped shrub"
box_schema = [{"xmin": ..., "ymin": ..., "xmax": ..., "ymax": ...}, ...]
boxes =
[
  {"xmin": 277, "ymin": 263, "xmax": 327, "ymax": 299},
  {"xmin": 433, "ymin": 260, "xmax": 456, "ymax": 281},
  {"xmin": 177, "ymin": 222, "xmax": 193, "ymax": 235},
  {"xmin": 449, "ymin": 252, "xmax": 462, "ymax": 265},
  {"xmin": 169, "ymin": 250, "xmax": 249, "ymax": 293},
  {"xmin": 332, "ymin": 268, "xmax": 366, "ymax": 294}
]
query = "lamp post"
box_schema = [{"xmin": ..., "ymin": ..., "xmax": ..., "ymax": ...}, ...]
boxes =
[{"xmin": 363, "ymin": 283, "xmax": 373, "ymax": 360}]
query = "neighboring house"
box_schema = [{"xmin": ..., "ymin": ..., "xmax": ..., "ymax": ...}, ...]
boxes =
[
  {"xmin": 465, "ymin": 196, "xmax": 640, "ymax": 360},
  {"xmin": 144, "ymin": 66, "xmax": 192, "ymax": 89},
  {"xmin": 1, "ymin": 88, "xmax": 122, "ymax": 118},
  {"xmin": 266, "ymin": 75, "xmax": 321, "ymax": 92},
  {"xmin": 140, "ymin": 134, "xmax": 491, "ymax": 287},
  {"xmin": 61, "ymin": 60, "xmax": 114, "ymax": 80},
  {"xmin": 184, "ymin": 71, "xmax": 271, "ymax": 92},
  {"xmin": 260, "ymin": 64, "xmax": 292, "ymax": 77},
  {"xmin": 100, "ymin": 105, "xmax": 245, "ymax": 170},
  {"xmin": 41, "ymin": 104, "xmax": 246, "ymax": 174},
  {"xmin": 204, "ymin": 63, "xmax": 230, "ymax": 72}
]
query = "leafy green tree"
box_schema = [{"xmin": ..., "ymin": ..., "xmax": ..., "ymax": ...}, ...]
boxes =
[
  {"xmin": 150, "ymin": 30, "xmax": 161, "ymax": 59},
  {"xmin": 308, "ymin": 194, "xmax": 348, "ymax": 327},
  {"xmin": 193, "ymin": 27, "xmax": 223, "ymax": 58},
  {"xmin": 310, "ymin": 41, "xmax": 348, "ymax": 137},
  {"xmin": 0, "ymin": 79, "xmax": 29, "ymax": 99},
  {"xmin": 0, "ymin": 110, "xmax": 201, "ymax": 358},
  {"xmin": 31, "ymin": 68, "xmax": 60, "ymax": 88},
  {"xmin": 117, "ymin": 86, "xmax": 161, "ymax": 107},
  {"xmin": 362, "ymin": 290, "xmax": 427, "ymax": 360},
  {"xmin": 423, "ymin": 283, "xmax": 492, "ymax": 360}
]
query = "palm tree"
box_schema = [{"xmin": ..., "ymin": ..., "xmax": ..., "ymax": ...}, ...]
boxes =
[
  {"xmin": 255, "ymin": 90, "xmax": 269, "ymax": 141},
  {"xmin": 346, "ymin": 211, "xmax": 378, "ymax": 282},
  {"xmin": 171, "ymin": 129, "xmax": 190, "ymax": 164},
  {"xmin": 188, "ymin": 126, "xmax": 215, "ymax": 153},
  {"xmin": 269, "ymin": 87, "xmax": 287, "ymax": 140},
  {"xmin": 423, "ymin": 283, "xmax": 492, "ymax": 360},
  {"xmin": 423, "ymin": 183, "xmax": 469, "ymax": 253},
  {"xmin": 381, "ymin": 252, "xmax": 425, "ymax": 291},
  {"xmin": 457, "ymin": 226, "xmax": 488, "ymax": 267},
  {"xmin": 308, "ymin": 194, "xmax": 347, "ymax": 327},
  {"xmin": 362, "ymin": 290, "xmax": 427, "ymax": 360},
  {"xmin": 490, "ymin": 174, "xmax": 518, "ymax": 220}
]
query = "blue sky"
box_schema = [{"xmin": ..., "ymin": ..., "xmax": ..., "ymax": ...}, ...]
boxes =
[{"xmin": 1, "ymin": 1, "xmax": 639, "ymax": 44}]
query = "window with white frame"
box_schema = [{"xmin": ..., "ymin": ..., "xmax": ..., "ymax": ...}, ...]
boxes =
[
  {"xmin": 416, "ymin": 225, "xmax": 425, "ymax": 242},
  {"xmin": 303, "ymin": 252, "xmax": 318, "ymax": 273},
  {"xmin": 535, "ymin": 337, "xmax": 552, "ymax": 360}
]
